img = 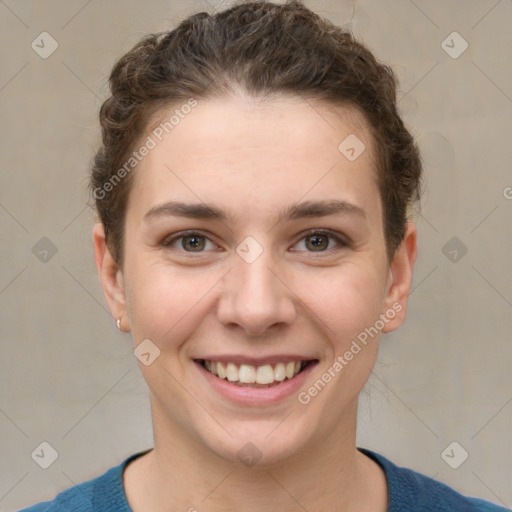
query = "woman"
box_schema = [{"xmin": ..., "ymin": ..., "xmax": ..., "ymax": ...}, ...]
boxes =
[{"xmin": 21, "ymin": 1, "xmax": 509, "ymax": 510}]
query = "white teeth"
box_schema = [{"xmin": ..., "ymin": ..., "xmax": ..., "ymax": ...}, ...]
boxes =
[
  {"xmin": 239, "ymin": 364, "xmax": 256, "ymax": 383},
  {"xmin": 226, "ymin": 362, "xmax": 239, "ymax": 382},
  {"xmin": 274, "ymin": 362, "xmax": 286, "ymax": 381},
  {"xmin": 202, "ymin": 359, "xmax": 307, "ymax": 385},
  {"xmin": 217, "ymin": 361, "xmax": 226, "ymax": 379},
  {"xmin": 256, "ymin": 364, "xmax": 275, "ymax": 384}
]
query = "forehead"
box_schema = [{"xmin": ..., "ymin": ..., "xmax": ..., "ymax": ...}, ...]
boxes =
[
  {"xmin": 128, "ymin": 94, "xmax": 381, "ymax": 225},
  {"xmin": 146, "ymin": 94, "xmax": 373, "ymax": 160}
]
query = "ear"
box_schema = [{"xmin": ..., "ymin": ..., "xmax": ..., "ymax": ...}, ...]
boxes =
[
  {"xmin": 381, "ymin": 221, "xmax": 417, "ymax": 333},
  {"xmin": 92, "ymin": 223, "xmax": 130, "ymax": 332}
]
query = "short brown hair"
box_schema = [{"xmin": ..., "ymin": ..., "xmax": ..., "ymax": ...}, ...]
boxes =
[{"xmin": 90, "ymin": 0, "xmax": 422, "ymax": 264}]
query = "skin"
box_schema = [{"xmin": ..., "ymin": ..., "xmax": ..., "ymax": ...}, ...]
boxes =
[{"xmin": 93, "ymin": 93, "xmax": 417, "ymax": 511}]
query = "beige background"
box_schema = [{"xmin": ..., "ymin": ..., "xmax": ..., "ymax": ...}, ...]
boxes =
[{"xmin": 1, "ymin": 0, "xmax": 511, "ymax": 510}]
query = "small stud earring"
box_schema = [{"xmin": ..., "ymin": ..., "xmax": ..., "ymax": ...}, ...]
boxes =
[{"xmin": 116, "ymin": 318, "xmax": 121, "ymax": 330}]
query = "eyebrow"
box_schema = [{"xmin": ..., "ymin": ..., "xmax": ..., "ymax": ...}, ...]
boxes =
[
  {"xmin": 281, "ymin": 199, "xmax": 367, "ymax": 222},
  {"xmin": 143, "ymin": 199, "xmax": 367, "ymax": 224},
  {"xmin": 144, "ymin": 201, "xmax": 229, "ymax": 222}
]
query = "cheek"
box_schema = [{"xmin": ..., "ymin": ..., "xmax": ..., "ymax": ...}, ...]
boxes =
[
  {"xmin": 302, "ymin": 261, "xmax": 387, "ymax": 346},
  {"xmin": 124, "ymin": 250, "xmax": 388, "ymax": 354},
  {"xmin": 124, "ymin": 260, "xmax": 219, "ymax": 343}
]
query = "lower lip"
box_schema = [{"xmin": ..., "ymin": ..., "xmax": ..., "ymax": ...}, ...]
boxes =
[{"xmin": 194, "ymin": 360, "xmax": 318, "ymax": 406}]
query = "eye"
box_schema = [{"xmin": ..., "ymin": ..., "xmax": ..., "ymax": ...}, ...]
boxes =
[
  {"xmin": 162, "ymin": 231, "xmax": 218, "ymax": 253},
  {"xmin": 291, "ymin": 229, "xmax": 348, "ymax": 253}
]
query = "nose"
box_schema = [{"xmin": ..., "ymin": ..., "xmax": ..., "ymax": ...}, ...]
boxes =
[{"xmin": 216, "ymin": 250, "xmax": 296, "ymax": 336}]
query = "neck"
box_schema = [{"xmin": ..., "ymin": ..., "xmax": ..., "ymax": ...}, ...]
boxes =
[{"xmin": 123, "ymin": 398, "xmax": 388, "ymax": 512}]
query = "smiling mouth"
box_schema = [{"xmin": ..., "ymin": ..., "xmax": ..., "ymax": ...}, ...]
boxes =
[{"xmin": 197, "ymin": 359, "xmax": 317, "ymax": 388}]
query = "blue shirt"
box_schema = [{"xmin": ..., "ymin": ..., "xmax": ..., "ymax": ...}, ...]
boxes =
[{"xmin": 19, "ymin": 448, "xmax": 509, "ymax": 511}]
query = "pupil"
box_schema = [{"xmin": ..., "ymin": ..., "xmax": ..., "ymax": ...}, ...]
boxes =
[
  {"xmin": 308, "ymin": 235, "xmax": 327, "ymax": 251},
  {"xmin": 184, "ymin": 236, "xmax": 204, "ymax": 251}
]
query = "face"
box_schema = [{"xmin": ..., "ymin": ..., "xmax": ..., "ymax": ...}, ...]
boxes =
[{"xmin": 94, "ymin": 94, "xmax": 416, "ymax": 466}]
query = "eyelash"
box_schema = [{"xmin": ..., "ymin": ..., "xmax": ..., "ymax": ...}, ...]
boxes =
[
  {"xmin": 161, "ymin": 229, "xmax": 349, "ymax": 254},
  {"xmin": 292, "ymin": 229, "xmax": 349, "ymax": 252}
]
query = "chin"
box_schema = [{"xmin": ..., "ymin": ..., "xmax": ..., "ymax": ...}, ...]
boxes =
[{"xmin": 199, "ymin": 417, "xmax": 316, "ymax": 468}]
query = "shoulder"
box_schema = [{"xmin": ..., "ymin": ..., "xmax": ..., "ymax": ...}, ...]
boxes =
[
  {"xmin": 359, "ymin": 448, "xmax": 510, "ymax": 512},
  {"xmin": 17, "ymin": 451, "xmax": 149, "ymax": 512}
]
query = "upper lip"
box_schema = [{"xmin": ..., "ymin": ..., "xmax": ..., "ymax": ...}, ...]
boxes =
[{"xmin": 194, "ymin": 355, "xmax": 318, "ymax": 366}]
